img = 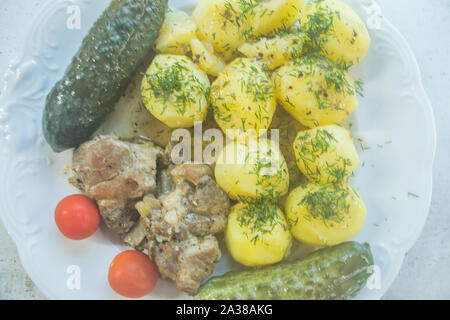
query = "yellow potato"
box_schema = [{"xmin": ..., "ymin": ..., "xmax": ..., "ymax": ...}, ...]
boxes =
[
  {"xmin": 190, "ymin": 38, "xmax": 227, "ymax": 77},
  {"xmin": 285, "ymin": 182, "xmax": 366, "ymax": 246},
  {"xmin": 192, "ymin": 0, "xmax": 249, "ymax": 61},
  {"xmin": 192, "ymin": 0, "xmax": 305, "ymax": 60},
  {"xmin": 300, "ymin": 0, "xmax": 371, "ymax": 67},
  {"xmin": 274, "ymin": 56, "xmax": 358, "ymax": 128},
  {"xmin": 238, "ymin": 32, "xmax": 305, "ymax": 70},
  {"xmin": 141, "ymin": 54, "xmax": 210, "ymax": 128},
  {"xmin": 293, "ymin": 125, "xmax": 359, "ymax": 184},
  {"xmin": 211, "ymin": 58, "xmax": 276, "ymax": 139},
  {"xmin": 215, "ymin": 137, "xmax": 289, "ymax": 200},
  {"xmin": 251, "ymin": 0, "xmax": 306, "ymax": 37},
  {"xmin": 226, "ymin": 202, "xmax": 292, "ymax": 266},
  {"xmin": 154, "ymin": 8, "xmax": 197, "ymax": 55}
]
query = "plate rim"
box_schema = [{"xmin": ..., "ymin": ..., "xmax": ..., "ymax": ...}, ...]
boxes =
[{"xmin": 0, "ymin": 0, "xmax": 437, "ymax": 300}]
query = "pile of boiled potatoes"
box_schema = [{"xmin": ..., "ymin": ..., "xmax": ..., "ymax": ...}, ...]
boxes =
[{"xmin": 140, "ymin": 0, "xmax": 371, "ymax": 267}]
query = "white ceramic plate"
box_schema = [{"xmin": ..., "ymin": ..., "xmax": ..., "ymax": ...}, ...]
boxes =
[{"xmin": 0, "ymin": 0, "xmax": 436, "ymax": 300}]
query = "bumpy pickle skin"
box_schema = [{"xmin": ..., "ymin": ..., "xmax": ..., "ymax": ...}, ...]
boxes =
[
  {"xmin": 43, "ymin": 0, "xmax": 168, "ymax": 152},
  {"xmin": 195, "ymin": 242, "xmax": 374, "ymax": 300}
]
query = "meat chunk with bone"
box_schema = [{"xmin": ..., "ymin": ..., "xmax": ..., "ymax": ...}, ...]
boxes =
[
  {"xmin": 136, "ymin": 164, "xmax": 230, "ymax": 242},
  {"xmin": 134, "ymin": 163, "xmax": 230, "ymax": 294}
]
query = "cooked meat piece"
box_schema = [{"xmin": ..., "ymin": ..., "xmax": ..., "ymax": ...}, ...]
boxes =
[
  {"xmin": 144, "ymin": 164, "xmax": 230, "ymax": 241},
  {"xmin": 189, "ymin": 175, "xmax": 231, "ymax": 217},
  {"xmin": 170, "ymin": 163, "xmax": 213, "ymax": 185},
  {"xmin": 148, "ymin": 235, "xmax": 221, "ymax": 295},
  {"xmin": 122, "ymin": 216, "xmax": 151, "ymax": 250},
  {"xmin": 71, "ymin": 136, "xmax": 230, "ymax": 295},
  {"xmin": 70, "ymin": 135, "xmax": 163, "ymax": 233},
  {"xmin": 131, "ymin": 163, "xmax": 230, "ymax": 294},
  {"xmin": 149, "ymin": 210, "xmax": 227, "ymax": 242},
  {"xmin": 72, "ymin": 135, "xmax": 163, "ymax": 198},
  {"xmin": 97, "ymin": 198, "xmax": 139, "ymax": 234}
]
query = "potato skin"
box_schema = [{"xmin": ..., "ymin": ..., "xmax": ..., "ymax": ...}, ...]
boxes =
[
  {"xmin": 141, "ymin": 54, "xmax": 210, "ymax": 128},
  {"xmin": 225, "ymin": 203, "xmax": 292, "ymax": 267},
  {"xmin": 285, "ymin": 182, "xmax": 366, "ymax": 246},
  {"xmin": 215, "ymin": 138, "xmax": 289, "ymax": 201},
  {"xmin": 211, "ymin": 58, "xmax": 276, "ymax": 139},
  {"xmin": 300, "ymin": 0, "xmax": 371, "ymax": 67},
  {"xmin": 293, "ymin": 125, "xmax": 359, "ymax": 184},
  {"xmin": 154, "ymin": 8, "xmax": 197, "ymax": 55},
  {"xmin": 274, "ymin": 56, "xmax": 358, "ymax": 128}
]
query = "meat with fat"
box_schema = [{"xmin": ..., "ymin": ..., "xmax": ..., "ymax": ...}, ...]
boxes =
[
  {"xmin": 147, "ymin": 235, "xmax": 221, "ymax": 295},
  {"xmin": 70, "ymin": 135, "xmax": 164, "ymax": 234}
]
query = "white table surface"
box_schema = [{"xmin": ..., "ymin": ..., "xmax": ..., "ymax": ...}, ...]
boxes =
[{"xmin": 0, "ymin": 0, "xmax": 449, "ymax": 300}]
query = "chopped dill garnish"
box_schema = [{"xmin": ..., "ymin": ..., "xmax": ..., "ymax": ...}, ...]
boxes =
[
  {"xmin": 294, "ymin": 128, "xmax": 351, "ymax": 184},
  {"xmin": 141, "ymin": 58, "xmax": 210, "ymax": 116},
  {"xmin": 408, "ymin": 192, "xmax": 420, "ymax": 198},
  {"xmin": 295, "ymin": 128, "xmax": 336, "ymax": 158},
  {"xmin": 355, "ymin": 80, "xmax": 365, "ymax": 97},
  {"xmin": 211, "ymin": 58, "xmax": 274, "ymax": 131},
  {"xmin": 237, "ymin": 195, "xmax": 286, "ymax": 245},
  {"xmin": 223, "ymin": 0, "xmax": 267, "ymax": 39},
  {"xmin": 301, "ymin": 0, "xmax": 340, "ymax": 57},
  {"xmin": 291, "ymin": 56, "xmax": 357, "ymax": 110},
  {"xmin": 358, "ymin": 138, "xmax": 371, "ymax": 151},
  {"xmin": 301, "ymin": 183, "xmax": 350, "ymax": 225},
  {"xmin": 324, "ymin": 157, "xmax": 352, "ymax": 184}
]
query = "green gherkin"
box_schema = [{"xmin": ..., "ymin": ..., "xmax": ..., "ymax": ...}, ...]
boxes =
[
  {"xmin": 43, "ymin": 0, "xmax": 168, "ymax": 152},
  {"xmin": 195, "ymin": 242, "xmax": 374, "ymax": 300}
]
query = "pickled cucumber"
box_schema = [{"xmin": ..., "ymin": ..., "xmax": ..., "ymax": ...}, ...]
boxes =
[
  {"xmin": 195, "ymin": 242, "xmax": 374, "ymax": 300},
  {"xmin": 42, "ymin": 0, "xmax": 168, "ymax": 152}
]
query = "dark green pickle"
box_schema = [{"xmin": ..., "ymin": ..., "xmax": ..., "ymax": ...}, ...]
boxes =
[
  {"xmin": 42, "ymin": 0, "xmax": 168, "ymax": 152},
  {"xmin": 195, "ymin": 242, "xmax": 374, "ymax": 300}
]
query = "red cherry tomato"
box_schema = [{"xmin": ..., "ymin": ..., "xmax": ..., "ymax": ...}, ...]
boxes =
[
  {"xmin": 108, "ymin": 250, "xmax": 158, "ymax": 298},
  {"xmin": 55, "ymin": 194, "xmax": 100, "ymax": 240}
]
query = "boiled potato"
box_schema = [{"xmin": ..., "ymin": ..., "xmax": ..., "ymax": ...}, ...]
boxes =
[
  {"xmin": 300, "ymin": 0, "xmax": 371, "ymax": 67},
  {"xmin": 192, "ymin": 0, "xmax": 305, "ymax": 61},
  {"xmin": 274, "ymin": 56, "xmax": 358, "ymax": 128},
  {"xmin": 215, "ymin": 137, "xmax": 289, "ymax": 200},
  {"xmin": 226, "ymin": 202, "xmax": 292, "ymax": 266},
  {"xmin": 192, "ymin": 0, "xmax": 249, "ymax": 61},
  {"xmin": 238, "ymin": 32, "xmax": 305, "ymax": 70},
  {"xmin": 141, "ymin": 54, "xmax": 210, "ymax": 128},
  {"xmin": 211, "ymin": 58, "xmax": 276, "ymax": 139},
  {"xmin": 190, "ymin": 38, "xmax": 227, "ymax": 77},
  {"xmin": 285, "ymin": 182, "xmax": 366, "ymax": 246},
  {"xmin": 251, "ymin": 0, "xmax": 306, "ymax": 37},
  {"xmin": 154, "ymin": 8, "xmax": 197, "ymax": 55},
  {"xmin": 293, "ymin": 125, "xmax": 359, "ymax": 184}
]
